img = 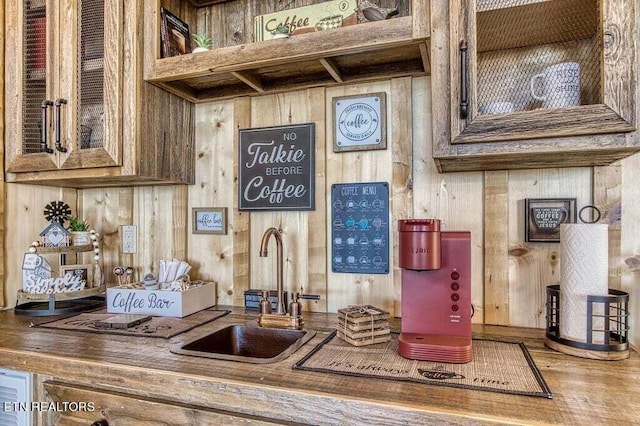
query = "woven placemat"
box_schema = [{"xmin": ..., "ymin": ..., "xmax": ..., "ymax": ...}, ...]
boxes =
[
  {"xmin": 294, "ymin": 331, "xmax": 552, "ymax": 398},
  {"xmin": 33, "ymin": 309, "xmax": 230, "ymax": 339}
]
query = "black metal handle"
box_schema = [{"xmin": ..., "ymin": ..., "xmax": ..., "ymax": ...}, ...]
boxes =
[
  {"xmin": 54, "ymin": 98, "xmax": 68, "ymax": 152},
  {"xmin": 299, "ymin": 294, "xmax": 320, "ymax": 301},
  {"xmin": 459, "ymin": 40, "xmax": 469, "ymax": 119},
  {"xmin": 40, "ymin": 100, "xmax": 54, "ymax": 153},
  {"xmin": 91, "ymin": 420, "xmax": 109, "ymax": 426}
]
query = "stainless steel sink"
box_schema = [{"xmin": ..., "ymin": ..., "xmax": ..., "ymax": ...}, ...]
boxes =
[{"xmin": 171, "ymin": 324, "xmax": 316, "ymax": 364}]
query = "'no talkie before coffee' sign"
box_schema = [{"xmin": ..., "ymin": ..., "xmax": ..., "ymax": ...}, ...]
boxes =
[{"xmin": 239, "ymin": 123, "xmax": 315, "ymax": 211}]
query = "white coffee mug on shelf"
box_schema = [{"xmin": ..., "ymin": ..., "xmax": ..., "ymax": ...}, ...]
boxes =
[{"xmin": 530, "ymin": 62, "xmax": 580, "ymax": 108}]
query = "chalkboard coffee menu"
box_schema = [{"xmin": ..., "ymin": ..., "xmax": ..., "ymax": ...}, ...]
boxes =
[{"xmin": 239, "ymin": 123, "xmax": 315, "ymax": 211}]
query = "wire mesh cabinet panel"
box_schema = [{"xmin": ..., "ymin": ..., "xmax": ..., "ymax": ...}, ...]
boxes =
[
  {"xmin": 4, "ymin": 1, "xmax": 194, "ymax": 187},
  {"xmin": 5, "ymin": 0, "xmax": 122, "ymax": 175},
  {"xmin": 431, "ymin": 0, "xmax": 639, "ymax": 172}
]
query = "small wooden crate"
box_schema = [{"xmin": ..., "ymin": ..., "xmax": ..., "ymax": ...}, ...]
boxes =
[{"xmin": 106, "ymin": 282, "xmax": 216, "ymax": 317}]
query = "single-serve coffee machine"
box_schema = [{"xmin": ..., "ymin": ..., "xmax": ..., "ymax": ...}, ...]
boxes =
[{"xmin": 397, "ymin": 219, "xmax": 472, "ymax": 363}]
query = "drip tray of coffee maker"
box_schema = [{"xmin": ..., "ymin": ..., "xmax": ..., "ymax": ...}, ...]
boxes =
[{"xmin": 398, "ymin": 333, "xmax": 472, "ymax": 363}]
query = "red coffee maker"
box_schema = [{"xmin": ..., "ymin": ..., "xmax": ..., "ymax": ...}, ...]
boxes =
[{"xmin": 397, "ymin": 219, "xmax": 472, "ymax": 363}]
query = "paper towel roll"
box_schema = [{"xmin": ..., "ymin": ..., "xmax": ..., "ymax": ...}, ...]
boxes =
[{"xmin": 560, "ymin": 223, "xmax": 609, "ymax": 343}]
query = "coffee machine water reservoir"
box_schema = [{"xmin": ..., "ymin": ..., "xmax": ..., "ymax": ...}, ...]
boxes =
[{"xmin": 397, "ymin": 219, "xmax": 472, "ymax": 363}]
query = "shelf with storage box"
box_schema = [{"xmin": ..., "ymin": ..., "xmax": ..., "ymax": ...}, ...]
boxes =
[
  {"xmin": 4, "ymin": 0, "xmax": 194, "ymax": 188},
  {"xmin": 143, "ymin": 1, "xmax": 429, "ymax": 103},
  {"xmin": 431, "ymin": 0, "xmax": 639, "ymax": 172}
]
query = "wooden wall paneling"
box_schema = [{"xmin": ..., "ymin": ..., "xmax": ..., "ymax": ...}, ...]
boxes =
[
  {"xmin": 593, "ymin": 165, "xmax": 622, "ymax": 289},
  {"xmin": 304, "ymin": 87, "xmax": 328, "ymax": 313},
  {"xmin": 391, "ymin": 77, "xmax": 413, "ymax": 316},
  {"xmin": 621, "ymin": 153, "xmax": 640, "ymax": 348},
  {"xmin": 132, "ymin": 186, "xmax": 188, "ymax": 279},
  {"xmin": 483, "ymin": 170, "xmax": 509, "ymax": 325},
  {"xmin": 414, "ymin": 74, "xmax": 485, "ymax": 322},
  {"xmin": 325, "ymin": 81, "xmax": 395, "ymax": 315},
  {"xmin": 232, "ymin": 98, "xmax": 252, "ymax": 306},
  {"xmin": 506, "ymin": 168, "xmax": 592, "ymax": 328},
  {"xmin": 78, "ymin": 188, "xmax": 135, "ymax": 286},
  {"xmin": 0, "ymin": 0, "xmax": 4, "ymax": 308},
  {"xmin": 188, "ymin": 100, "xmax": 236, "ymax": 305},
  {"xmin": 409, "ymin": 76, "xmax": 430, "ymax": 315},
  {"xmin": 249, "ymin": 91, "xmax": 315, "ymax": 308},
  {"xmin": 4, "ymin": 185, "xmax": 76, "ymax": 308}
]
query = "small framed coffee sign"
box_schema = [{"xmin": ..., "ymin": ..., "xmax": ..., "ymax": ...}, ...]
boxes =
[
  {"xmin": 525, "ymin": 198, "xmax": 576, "ymax": 242},
  {"xmin": 239, "ymin": 123, "xmax": 315, "ymax": 211},
  {"xmin": 333, "ymin": 92, "xmax": 386, "ymax": 152},
  {"xmin": 192, "ymin": 207, "xmax": 227, "ymax": 234}
]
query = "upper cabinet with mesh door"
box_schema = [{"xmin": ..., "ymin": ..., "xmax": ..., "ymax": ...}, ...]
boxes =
[{"xmin": 431, "ymin": 0, "xmax": 638, "ymax": 172}]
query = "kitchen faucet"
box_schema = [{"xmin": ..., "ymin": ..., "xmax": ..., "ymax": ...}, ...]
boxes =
[{"xmin": 259, "ymin": 227, "xmax": 286, "ymax": 315}]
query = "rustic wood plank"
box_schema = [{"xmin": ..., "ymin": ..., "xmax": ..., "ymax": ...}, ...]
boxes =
[
  {"xmin": 454, "ymin": 106, "xmax": 634, "ymax": 144},
  {"xmin": 231, "ymin": 70, "xmax": 264, "ymax": 92},
  {"xmin": 484, "ymin": 171, "xmax": 509, "ymax": 325},
  {"xmin": 391, "ymin": 77, "xmax": 413, "ymax": 317},
  {"xmin": 44, "ymin": 381, "xmax": 279, "ymax": 425},
  {"xmin": 602, "ymin": 0, "xmax": 636, "ymax": 124},
  {"xmin": 593, "ymin": 165, "xmax": 622, "ymax": 289},
  {"xmin": 232, "ymin": 97, "xmax": 252, "ymax": 306},
  {"xmin": 305, "ymin": 87, "xmax": 328, "ymax": 313},
  {"xmin": 0, "ymin": 0, "xmax": 4, "ymax": 308},
  {"xmin": 189, "ymin": 101, "xmax": 236, "ymax": 305},
  {"xmin": 621, "ymin": 153, "xmax": 640, "ymax": 347},
  {"xmin": 319, "ymin": 58, "xmax": 343, "ymax": 83},
  {"xmin": 151, "ymin": 17, "xmax": 415, "ymax": 81},
  {"xmin": 412, "ymin": 0, "xmax": 430, "ymax": 39}
]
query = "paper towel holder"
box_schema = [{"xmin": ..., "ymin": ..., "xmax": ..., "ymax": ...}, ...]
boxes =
[{"xmin": 544, "ymin": 285, "xmax": 629, "ymax": 360}]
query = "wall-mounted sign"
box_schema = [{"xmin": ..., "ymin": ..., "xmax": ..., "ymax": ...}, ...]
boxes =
[
  {"xmin": 192, "ymin": 207, "xmax": 227, "ymax": 234},
  {"xmin": 331, "ymin": 182, "xmax": 389, "ymax": 274},
  {"xmin": 333, "ymin": 92, "xmax": 386, "ymax": 152},
  {"xmin": 525, "ymin": 198, "xmax": 576, "ymax": 242},
  {"xmin": 239, "ymin": 123, "xmax": 315, "ymax": 211},
  {"xmin": 253, "ymin": 0, "xmax": 357, "ymax": 41}
]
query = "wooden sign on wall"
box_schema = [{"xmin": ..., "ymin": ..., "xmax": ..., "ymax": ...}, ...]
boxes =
[{"xmin": 239, "ymin": 123, "xmax": 315, "ymax": 211}]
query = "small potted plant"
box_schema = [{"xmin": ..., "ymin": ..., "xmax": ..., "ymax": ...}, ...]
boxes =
[
  {"xmin": 191, "ymin": 33, "xmax": 213, "ymax": 53},
  {"xmin": 271, "ymin": 23, "xmax": 291, "ymax": 39},
  {"xmin": 68, "ymin": 216, "xmax": 91, "ymax": 246}
]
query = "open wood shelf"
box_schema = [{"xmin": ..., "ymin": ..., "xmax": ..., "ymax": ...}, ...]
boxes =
[{"xmin": 145, "ymin": 17, "xmax": 429, "ymax": 103}]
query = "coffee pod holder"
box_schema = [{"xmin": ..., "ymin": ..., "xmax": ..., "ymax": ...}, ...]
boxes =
[{"xmin": 544, "ymin": 284, "xmax": 630, "ymax": 360}]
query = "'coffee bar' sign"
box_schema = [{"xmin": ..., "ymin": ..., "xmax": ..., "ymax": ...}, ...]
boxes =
[{"xmin": 239, "ymin": 123, "xmax": 315, "ymax": 211}]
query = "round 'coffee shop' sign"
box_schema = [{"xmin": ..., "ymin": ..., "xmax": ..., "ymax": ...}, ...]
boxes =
[{"xmin": 239, "ymin": 123, "xmax": 315, "ymax": 211}]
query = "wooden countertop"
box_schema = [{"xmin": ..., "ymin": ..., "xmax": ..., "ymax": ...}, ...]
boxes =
[{"xmin": 0, "ymin": 306, "xmax": 638, "ymax": 425}]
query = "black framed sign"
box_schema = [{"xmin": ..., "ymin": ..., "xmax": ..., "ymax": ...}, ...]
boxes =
[
  {"xmin": 525, "ymin": 198, "xmax": 576, "ymax": 242},
  {"xmin": 239, "ymin": 123, "xmax": 315, "ymax": 211}
]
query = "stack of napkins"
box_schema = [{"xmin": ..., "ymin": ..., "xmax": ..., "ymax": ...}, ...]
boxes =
[{"xmin": 337, "ymin": 305, "xmax": 391, "ymax": 346}]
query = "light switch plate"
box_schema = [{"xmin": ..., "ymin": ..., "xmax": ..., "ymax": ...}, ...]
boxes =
[{"xmin": 121, "ymin": 225, "xmax": 137, "ymax": 253}]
